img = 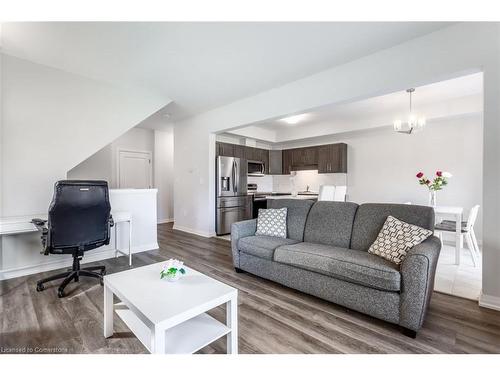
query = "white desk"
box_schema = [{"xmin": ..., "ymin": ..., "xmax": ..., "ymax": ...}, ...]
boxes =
[
  {"xmin": 103, "ymin": 262, "xmax": 238, "ymax": 354},
  {"xmin": 112, "ymin": 211, "xmax": 133, "ymax": 266},
  {"xmin": 434, "ymin": 206, "xmax": 463, "ymax": 265},
  {"xmin": 0, "ymin": 215, "xmax": 46, "ymax": 236},
  {"xmin": 0, "ymin": 212, "xmax": 133, "ymax": 267}
]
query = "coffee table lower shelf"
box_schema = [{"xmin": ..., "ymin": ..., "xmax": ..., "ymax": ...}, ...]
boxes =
[{"xmin": 115, "ymin": 302, "xmax": 230, "ymax": 354}]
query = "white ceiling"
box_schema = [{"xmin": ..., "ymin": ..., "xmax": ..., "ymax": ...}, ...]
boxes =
[
  {"xmin": 1, "ymin": 22, "xmax": 453, "ymax": 121},
  {"xmin": 227, "ymin": 72, "xmax": 483, "ymax": 143}
]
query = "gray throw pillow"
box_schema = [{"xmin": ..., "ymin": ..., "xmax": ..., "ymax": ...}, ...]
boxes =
[
  {"xmin": 255, "ymin": 208, "xmax": 287, "ymax": 238},
  {"xmin": 368, "ymin": 215, "xmax": 432, "ymax": 265}
]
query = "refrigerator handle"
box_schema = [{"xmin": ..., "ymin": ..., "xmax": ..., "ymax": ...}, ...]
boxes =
[
  {"xmin": 233, "ymin": 159, "xmax": 238, "ymax": 193},
  {"xmin": 232, "ymin": 160, "xmax": 236, "ymax": 193}
]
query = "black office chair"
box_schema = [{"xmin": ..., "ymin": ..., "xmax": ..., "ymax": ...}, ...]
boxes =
[{"xmin": 33, "ymin": 180, "xmax": 114, "ymax": 298}]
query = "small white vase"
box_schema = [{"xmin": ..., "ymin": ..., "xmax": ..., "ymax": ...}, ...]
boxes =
[{"xmin": 428, "ymin": 191, "xmax": 437, "ymax": 207}]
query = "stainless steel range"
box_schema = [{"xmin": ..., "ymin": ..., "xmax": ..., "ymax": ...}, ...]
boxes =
[{"xmin": 216, "ymin": 156, "xmax": 252, "ymax": 235}]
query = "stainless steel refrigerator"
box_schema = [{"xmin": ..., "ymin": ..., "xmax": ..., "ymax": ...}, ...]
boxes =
[{"xmin": 216, "ymin": 156, "xmax": 252, "ymax": 235}]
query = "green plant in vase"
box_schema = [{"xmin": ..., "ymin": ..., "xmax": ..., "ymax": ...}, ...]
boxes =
[{"xmin": 160, "ymin": 259, "xmax": 186, "ymax": 282}]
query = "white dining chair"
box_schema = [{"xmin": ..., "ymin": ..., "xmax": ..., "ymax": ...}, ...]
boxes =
[
  {"xmin": 333, "ymin": 185, "xmax": 347, "ymax": 202},
  {"xmin": 318, "ymin": 185, "xmax": 336, "ymax": 201},
  {"xmin": 318, "ymin": 185, "xmax": 347, "ymax": 202},
  {"xmin": 434, "ymin": 205, "xmax": 481, "ymax": 267}
]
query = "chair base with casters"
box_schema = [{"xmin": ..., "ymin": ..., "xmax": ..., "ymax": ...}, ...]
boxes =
[{"xmin": 36, "ymin": 249, "xmax": 106, "ymax": 298}]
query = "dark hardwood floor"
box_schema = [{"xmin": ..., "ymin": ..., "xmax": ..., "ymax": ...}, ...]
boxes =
[{"xmin": 1, "ymin": 223, "xmax": 500, "ymax": 354}]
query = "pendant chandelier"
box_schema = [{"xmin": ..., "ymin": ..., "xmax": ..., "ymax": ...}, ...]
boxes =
[{"xmin": 393, "ymin": 88, "xmax": 426, "ymax": 134}]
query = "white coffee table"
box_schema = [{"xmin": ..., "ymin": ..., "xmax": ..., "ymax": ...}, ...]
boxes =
[{"xmin": 103, "ymin": 261, "xmax": 238, "ymax": 354}]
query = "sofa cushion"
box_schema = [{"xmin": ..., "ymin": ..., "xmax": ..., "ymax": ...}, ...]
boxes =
[
  {"xmin": 303, "ymin": 201, "xmax": 359, "ymax": 248},
  {"xmin": 350, "ymin": 203, "xmax": 435, "ymax": 252},
  {"xmin": 238, "ymin": 235, "xmax": 300, "ymax": 260},
  {"xmin": 267, "ymin": 199, "xmax": 314, "ymax": 241},
  {"xmin": 256, "ymin": 208, "xmax": 287, "ymax": 238},
  {"xmin": 274, "ymin": 242, "xmax": 401, "ymax": 291}
]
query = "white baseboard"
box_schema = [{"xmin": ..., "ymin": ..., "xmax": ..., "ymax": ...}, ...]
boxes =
[
  {"xmin": 157, "ymin": 218, "xmax": 174, "ymax": 224},
  {"xmin": 479, "ymin": 292, "xmax": 500, "ymax": 311},
  {"xmin": 172, "ymin": 224, "xmax": 215, "ymax": 238},
  {"xmin": 0, "ymin": 243, "xmax": 159, "ymax": 281}
]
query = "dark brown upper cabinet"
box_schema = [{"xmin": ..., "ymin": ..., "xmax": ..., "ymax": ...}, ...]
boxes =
[
  {"xmin": 318, "ymin": 143, "xmax": 347, "ymax": 173},
  {"xmin": 291, "ymin": 146, "xmax": 318, "ymax": 169},
  {"xmin": 217, "ymin": 142, "xmax": 234, "ymax": 157},
  {"xmin": 216, "ymin": 141, "xmax": 347, "ymax": 175},
  {"xmin": 282, "ymin": 149, "xmax": 293, "ymax": 175},
  {"xmin": 243, "ymin": 146, "xmax": 255, "ymax": 161},
  {"xmin": 216, "ymin": 142, "xmax": 270, "ymax": 174},
  {"xmin": 232, "ymin": 144, "xmax": 246, "ymax": 159},
  {"xmin": 260, "ymin": 149, "xmax": 269, "ymax": 174},
  {"xmin": 268, "ymin": 150, "xmax": 282, "ymax": 175}
]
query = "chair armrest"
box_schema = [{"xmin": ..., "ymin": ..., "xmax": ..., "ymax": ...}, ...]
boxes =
[
  {"xmin": 399, "ymin": 235, "xmax": 441, "ymax": 331},
  {"xmin": 230, "ymin": 219, "xmax": 257, "ymax": 268}
]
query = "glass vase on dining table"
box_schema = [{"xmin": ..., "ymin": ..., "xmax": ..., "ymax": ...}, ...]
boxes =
[{"xmin": 428, "ymin": 190, "xmax": 437, "ymax": 207}]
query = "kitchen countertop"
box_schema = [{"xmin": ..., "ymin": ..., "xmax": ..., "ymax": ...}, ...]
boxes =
[
  {"xmin": 248, "ymin": 191, "xmax": 318, "ymax": 200},
  {"xmin": 265, "ymin": 195, "xmax": 317, "ymax": 200}
]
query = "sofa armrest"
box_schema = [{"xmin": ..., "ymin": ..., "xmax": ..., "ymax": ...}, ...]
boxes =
[
  {"xmin": 399, "ymin": 235, "xmax": 441, "ymax": 331},
  {"xmin": 230, "ymin": 219, "xmax": 257, "ymax": 268}
]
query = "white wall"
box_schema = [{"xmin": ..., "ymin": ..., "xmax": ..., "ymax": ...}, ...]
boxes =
[
  {"xmin": 1, "ymin": 54, "xmax": 168, "ymax": 217},
  {"xmin": 68, "ymin": 126, "xmax": 155, "ymax": 188},
  {"xmin": 154, "ymin": 129, "xmax": 174, "ymax": 223},
  {"xmin": 68, "ymin": 126, "xmax": 174, "ymax": 223},
  {"xmin": 173, "ymin": 23, "xmax": 500, "ymax": 303},
  {"xmin": 66, "ymin": 145, "xmax": 113, "ymax": 182},
  {"xmin": 280, "ymin": 115, "xmax": 484, "ymax": 240},
  {"xmin": 0, "ymin": 54, "xmax": 168, "ymax": 281}
]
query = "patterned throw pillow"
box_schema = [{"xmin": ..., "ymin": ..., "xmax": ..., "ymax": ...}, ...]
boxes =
[
  {"xmin": 368, "ymin": 215, "xmax": 432, "ymax": 265},
  {"xmin": 255, "ymin": 208, "xmax": 288, "ymax": 238}
]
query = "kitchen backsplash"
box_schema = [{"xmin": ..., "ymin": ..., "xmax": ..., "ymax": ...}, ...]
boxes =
[
  {"xmin": 248, "ymin": 171, "xmax": 347, "ymax": 193},
  {"xmin": 248, "ymin": 175, "xmax": 273, "ymax": 192}
]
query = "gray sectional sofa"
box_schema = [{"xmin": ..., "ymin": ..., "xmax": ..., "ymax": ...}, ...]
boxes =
[{"xmin": 231, "ymin": 199, "xmax": 441, "ymax": 337}]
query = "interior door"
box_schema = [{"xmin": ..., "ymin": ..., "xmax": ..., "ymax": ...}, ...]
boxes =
[{"xmin": 118, "ymin": 150, "xmax": 152, "ymax": 188}]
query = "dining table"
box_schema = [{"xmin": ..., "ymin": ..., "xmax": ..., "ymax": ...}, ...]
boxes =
[{"xmin": 433, "ymin": 205, "xmax": 464, "ymax": 265}]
